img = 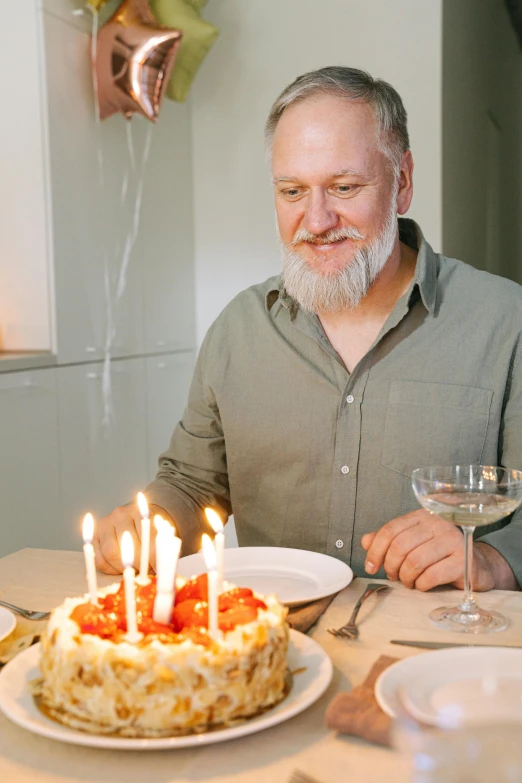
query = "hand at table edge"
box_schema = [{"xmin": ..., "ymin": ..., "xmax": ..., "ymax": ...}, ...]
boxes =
[
  {"xmin": 93, "ymin": 502, "xmax": 175, "ymax": 575},
  {"xmin": 361, "ymin": 509, "xmax": 520, "ymax": 592},
  {"xmin": 474, "ymin": 542, "xmax": 519, "ymax": 592}
]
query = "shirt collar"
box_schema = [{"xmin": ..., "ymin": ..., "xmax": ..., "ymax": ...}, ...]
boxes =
[
  {"xmin": 265, "ymin": 218, "xmax": 439, "ymax": 316},
  {"xmin": 399, "ymin": 218, "xmax": 438, "ymax": 315},
  {"xmin": 265, "ymin": 280, "xmax": 294, "ymax": 313}
]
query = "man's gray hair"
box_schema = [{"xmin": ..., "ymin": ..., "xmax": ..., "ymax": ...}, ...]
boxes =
[{"xmin": 264, "ymin": 66, "xmax": 409, "ymax": 174}]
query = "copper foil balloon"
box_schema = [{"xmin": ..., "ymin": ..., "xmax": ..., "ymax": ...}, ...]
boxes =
[{"xmin": 94, "ymin": 0, "xmax": 182, "ymax": 122}]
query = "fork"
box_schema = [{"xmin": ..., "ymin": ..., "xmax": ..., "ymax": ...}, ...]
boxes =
[
  {"xmin": 288, "ymin": 770, "xmax": 323, "ymax": 783},
  {"xmin": 0, "ymin": 599, "xmax": 50, "ymax": 621},
  {"xmin": 327, "ymin": 582, "xmax": 389, "ymax": 639}
]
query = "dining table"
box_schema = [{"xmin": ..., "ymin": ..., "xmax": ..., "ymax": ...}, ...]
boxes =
[{"xmin": 0, "ymin": 547, "xmax": 522, "ymax": 783}]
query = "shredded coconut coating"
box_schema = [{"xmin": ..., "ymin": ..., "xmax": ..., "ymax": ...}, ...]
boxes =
[{"xmin": 39, "ymin": 581, "xmax": 289, "ymax": 737}]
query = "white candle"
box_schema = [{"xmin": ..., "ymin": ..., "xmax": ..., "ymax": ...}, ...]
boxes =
[
  {"xmin": 202, "ymin": 533, "xmax": 219, "ymax": 638},
  {"xmin": 153, "ymin": 519, "xmax": 181, "ymax": 624},
  {"xmin": 82, "ymin": 513, "xmax": 98, "ymax": 605},
  {"xmin": 136, "ymin": 492, "xmax": 150, "ymax": 585},
  {"xmin": 156, "ymin": 531, "xmax": 181, "ymax": 593},
  {"xmin": 152, "ymin": 591, "xmax": 173, "ymax": 625},
  {"xmin": 121, "ymin": 531, "xmax": 143, "ymax": 643},
  {"xmin": 205, "ymin": 508, "xmax": 225, "ymax": 594},
  {"xmin": 154, "ymin": 514, "xmax": 172, "ymax": 582}
]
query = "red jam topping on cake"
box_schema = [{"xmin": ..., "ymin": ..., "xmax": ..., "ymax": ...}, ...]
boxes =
[{"xmin": 70, "ymin": 574, "xmax": 267, "ymax": 643}]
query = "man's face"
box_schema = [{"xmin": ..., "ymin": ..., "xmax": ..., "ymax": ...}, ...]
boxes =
[{"xmin": 271, "ymin": 94, "xmax": 409, "ymax": 311}]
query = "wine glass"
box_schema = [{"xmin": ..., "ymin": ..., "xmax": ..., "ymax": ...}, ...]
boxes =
[{"xmin": 411, "ymin": 465, "xmax": 522, "ymax": 634}]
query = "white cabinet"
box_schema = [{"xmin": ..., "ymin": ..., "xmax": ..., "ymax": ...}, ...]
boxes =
[
  {"xmin": 0, "ymin": 0, "xmax": 52, "ymax": 352},
  {"xmin": 140, "ymin": 102, "xmax": 196, "ymax": 354},
  {"xmin": 0, "ymin": 370, "xmax": 62, "ymax": 555},
  {"xmin": 56, "ymin": 358, "xmax": 149, "ymax": 546},
  {"xmin": 145, "ymin": 351, "xmax": 194, "ymax": 474},
  {"xmin": 0, "ymin": 352, "xmax": 196, "ymax": 557}
]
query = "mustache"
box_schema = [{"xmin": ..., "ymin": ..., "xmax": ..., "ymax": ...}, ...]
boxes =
[{"xmin": 291, "ymin": 226, "xmax": 365, "ymax": 245}]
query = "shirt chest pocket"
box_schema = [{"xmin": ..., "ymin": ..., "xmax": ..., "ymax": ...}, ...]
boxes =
[{"xmin": 381, "ymin": 381, "xmax": 493, "ymax": 477}]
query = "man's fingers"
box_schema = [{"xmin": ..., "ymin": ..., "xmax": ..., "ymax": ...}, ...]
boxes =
[
  {"xmin": 94, "ymin": 529, "xmax": 122, "ymax": 574},
  {"xmin": 397, "ymin": 536, "xmax": 460, "ymax": 589},
  {"xmin": 364, "ymin": 512, "xmax": 423, "ymax": 574},
  {"xmin": 93, "ymin": 534, "xmax": 120, "ymax": 574},
  {"xmin": 383, "ymin": 526, "xmax": 434, "ymax": 581},
  {"xmin": 361, "ymin": 532, "xmax": 376, "ymax": 551},
  {"xmin": 113, "ymin": 520, "xmax": 141, "ymax": 571},
  {"xmin": 94, "ymin": 505, "xmax": 142, "ymax": 574},
  {"xmin": 95, "ymin": 503, "xmax": 175, "ymax": 576},
  {"xmin": 413, "ymin": 553, "xmax": 462, "ymax": 592}
]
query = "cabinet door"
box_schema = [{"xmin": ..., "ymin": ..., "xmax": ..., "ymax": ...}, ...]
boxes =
[
  {"xmin": 139, "ymin": 100, "xmax": 196, "ymax": 354},
  {"xmin": 145, "ymin": 352, "xmax": 194, "ymax": 474},
  {"xmin": 0, "ymin": 1, "xmax": 52, "ymax": 352},
  {"xmin": 56, "ymin": 358, "xmax": 149, "ymax": 545},
  {"xmin": 0, "ymin": 370, "xmax": 62, "ymax": 556},
  {"xmin": 44, "ymin": 12, "xmax": 145, "ymax": 364}
]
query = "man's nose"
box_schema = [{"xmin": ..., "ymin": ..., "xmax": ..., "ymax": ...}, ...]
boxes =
[{"xmin": 302, "ymin": 191, "xmax": 339, "ymax": 236}]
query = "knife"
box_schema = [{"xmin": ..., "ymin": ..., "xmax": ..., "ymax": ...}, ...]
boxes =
[{"xmin": 390, "ymin": 639, "xmax": 522, "ymax": 650}]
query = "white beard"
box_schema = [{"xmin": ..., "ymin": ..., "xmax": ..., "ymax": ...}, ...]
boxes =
[{"xmin": 280, "ymin": 196, "xmax": 399, "ymax": 314}]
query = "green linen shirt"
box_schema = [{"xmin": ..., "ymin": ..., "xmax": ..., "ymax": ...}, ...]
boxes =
[{"xmin": 146, "ymin": 219, "xmax": 522, "ymax": 583}]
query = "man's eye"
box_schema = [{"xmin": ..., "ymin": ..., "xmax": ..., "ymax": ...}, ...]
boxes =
[
  {"xmin": 334, "ymin": 185, "xmax": 353, "ymax": 194},
  {"xmin": 283, "ymin": 188, "xmax": 301, "ymax": 198}
]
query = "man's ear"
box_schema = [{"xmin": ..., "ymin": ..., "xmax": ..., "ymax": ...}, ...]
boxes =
[{"xmin": 397, "ymin": 150, "xmax": 414, "ymax": 216}]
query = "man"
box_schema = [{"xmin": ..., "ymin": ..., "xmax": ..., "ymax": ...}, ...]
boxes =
[{"xmin": 95, "ymin": 66, "xmax": 522, "ymax": 592}]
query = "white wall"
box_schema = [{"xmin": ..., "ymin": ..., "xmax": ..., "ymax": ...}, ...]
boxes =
[
  {"xmin": 191, "ymin": 0, "xmax": 443, "ymax": 344},
  {"xmin": 442, "ymin": 0, "xmax": 522, "ymax": 281},
  {"xmin": 0, "ymin": 0, "xmax": 53, "ymax": 351}
]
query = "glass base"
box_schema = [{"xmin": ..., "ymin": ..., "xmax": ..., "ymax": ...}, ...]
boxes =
[{"xmin": 430, "ymin": 605, "xmax": 509, "ymax": 634}]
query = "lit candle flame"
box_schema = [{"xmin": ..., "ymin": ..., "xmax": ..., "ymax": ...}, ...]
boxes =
[
  {"xmin": 83, "ymin": 513, "xmax": 94, "ymax": 544},
  {"xmin": 154, "ymin": 514, "xmax": 167, "ymax": 534},
  {"xmin": 121, "ymin": 531, "xmax": 134, "ymax": 569},
  {"xmin": 154, "ymin": 515, "xmax": 176, "ymax": 537},
  {"xmin": 137, "ymin": 492, "xmax": 149, "ymax": 519},
  {"xmin": 205, "ymin": 507, "xmax": 223, "ymax": 534},
  {"xmin": 202, "ymin": 533, "xmax": 216, "ymax": 570}
]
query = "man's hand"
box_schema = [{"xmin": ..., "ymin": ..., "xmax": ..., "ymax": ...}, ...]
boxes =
[
  {"xmin": 361, "ymin": 509, "xmax": 517, "ymax": 591},
  {"xmin": 93, "ymin": 502, "xmax": 173, "ymax": 575}
]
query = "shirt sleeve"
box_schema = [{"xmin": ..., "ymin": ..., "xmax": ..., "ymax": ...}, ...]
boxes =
[
  {"xmin": 144, "ymin": 323, "xmax": 232, "ymax": 556},
  {"xmin": 478, "ymin": 347, "xmax": 522, "ymax": 588}
]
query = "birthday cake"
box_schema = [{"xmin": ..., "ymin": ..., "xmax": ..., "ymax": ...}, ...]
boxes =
[{"xmin": 38, "ymin": 574, "xmax": 289, "ymax": 737}]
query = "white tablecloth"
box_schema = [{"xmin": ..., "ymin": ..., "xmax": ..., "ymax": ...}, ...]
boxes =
[{"xmin": 0, "ymin": 548, "xmax": 521, "ymax": 783}]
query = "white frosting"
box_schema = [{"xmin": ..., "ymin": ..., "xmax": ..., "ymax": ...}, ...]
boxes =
[{"xmin": 39, "ymin": 578, "xmax": 289, "ymax": 737}]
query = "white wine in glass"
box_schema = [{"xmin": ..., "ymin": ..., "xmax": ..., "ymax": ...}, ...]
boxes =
[{"xmin": 411, "ymin": 466, "xmax": 522, "ymax": 634}]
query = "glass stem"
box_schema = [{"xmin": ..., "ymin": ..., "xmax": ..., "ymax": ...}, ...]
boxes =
[{"xmin": 459, "ymin": 525, "xmax": 478, "ymax": 614}]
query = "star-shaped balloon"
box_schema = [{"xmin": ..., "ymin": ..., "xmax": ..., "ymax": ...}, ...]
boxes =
[
  {"xmin": 149, "ymin": 0, "xmax": 219, "ymax": 103},
  {"xmin": 94, "ymin": 0, "xmax": 183, "ymax": 122}
]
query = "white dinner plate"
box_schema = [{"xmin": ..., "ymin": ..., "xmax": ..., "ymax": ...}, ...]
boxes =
[
  {"xmin": 0, "ymin": 629, "xmax": 332, "ymax": 750},
  {"xmin": 0, "ymin": 606, "xmax": 16, "ymax": 643},
  {"xmin": 375, "ymin": 647, "xmax": 522, "ymax": 727},
  {"xmin": 177, "ymin": 547, "xmax": 353, "ymax": 606}
]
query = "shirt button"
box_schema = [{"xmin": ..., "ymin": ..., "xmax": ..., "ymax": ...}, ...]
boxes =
[
  {"xmin": 335, "ymin": 539, "xmax": 344, "ymax": 549},
  {"xmin": 341, "ymin": 465, "xmax": 350, "ymax": 474},
  {"xmin": 346, "ymin": 395, "xmax": 354, "ymax": 404}
]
